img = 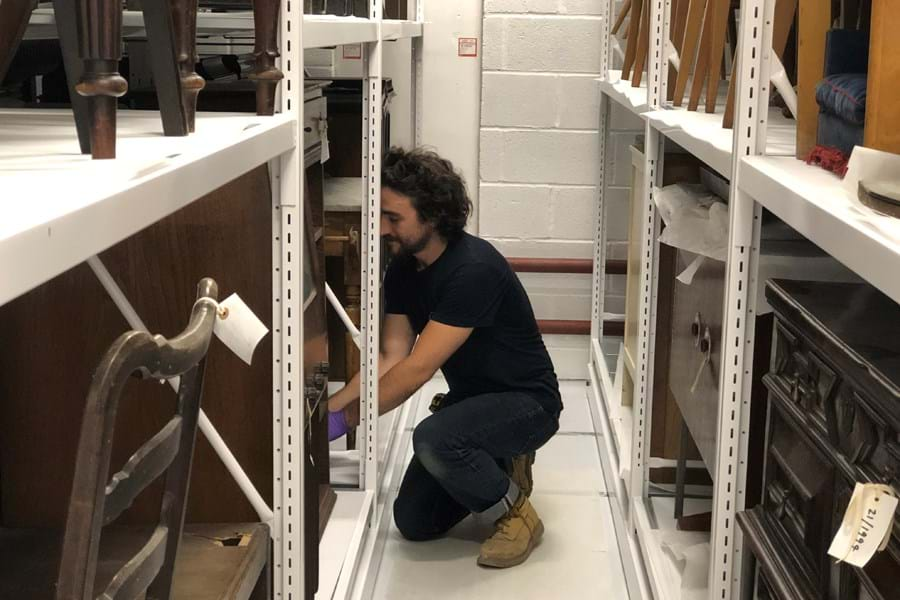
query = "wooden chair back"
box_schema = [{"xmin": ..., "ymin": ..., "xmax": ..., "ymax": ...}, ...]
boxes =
[{"xmin": 56, "ymin": 278, "xmax": 219, "ymax": 600}]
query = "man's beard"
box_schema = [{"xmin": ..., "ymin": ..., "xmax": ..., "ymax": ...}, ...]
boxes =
[{"xmin": 385, "ymin": 229, "xmax": 432, "ymax": 257}]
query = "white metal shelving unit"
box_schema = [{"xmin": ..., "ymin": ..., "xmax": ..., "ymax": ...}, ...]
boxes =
[
  {"xmin": 593, "ymin": 1, "xmax": 900, "ymax": 599},
  {"xmin": 4, "ymin": 5, "xmax": 424, "ymax": 600}
]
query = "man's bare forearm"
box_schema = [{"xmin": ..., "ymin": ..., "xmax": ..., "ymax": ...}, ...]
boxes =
[{"xmin": 327, "ymin": 353, "xmax": 402, "ymax": 412}]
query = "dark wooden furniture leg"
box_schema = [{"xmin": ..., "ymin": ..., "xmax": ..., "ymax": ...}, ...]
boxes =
[
  {"xmin": 251, "ymin": 0, "xmax": 284, "ymax": 116},
  {"xmin": 76, "ymin": 0, "xmax": 128, "ymax": 159},
  {"xmin": 171, "ymin": 0, "xmax": 204, "ymax": 131},
  {"xmin": 0, "ymin": 0, "xmax": 33, "ymax": 85},
  {"xmin": 53, "ymin": 0, "xmax": 93, "ymax": 154},
  {"xmin": 621, "ymin": 0, "xmax": 644, "ymax": 79},
  {"xmin": 140, "ymin": 0, "xmax": 191, "ymax": 135}
]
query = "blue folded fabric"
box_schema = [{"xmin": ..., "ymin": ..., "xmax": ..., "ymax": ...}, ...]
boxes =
[
  {"xmin": 816, "ymin": 111, "xmax": 864, "ymax": 157},
  {"xmin": 816, "ymin": 73, "xmax": 867, "ymax": 126}
]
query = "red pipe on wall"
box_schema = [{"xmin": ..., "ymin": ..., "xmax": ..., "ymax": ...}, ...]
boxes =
[{"xmin": 506, "ymin": 257, "xmax": 627, "ymax": 275}]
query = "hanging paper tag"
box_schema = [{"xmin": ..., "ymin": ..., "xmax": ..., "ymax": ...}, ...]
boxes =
[
  {"xmin": 213, "ymin": 293, "xmax": 269, "ymax": 366},
  {"xmin": 828, "ymin": 482, "xmax": 898, "ymax": 568}
]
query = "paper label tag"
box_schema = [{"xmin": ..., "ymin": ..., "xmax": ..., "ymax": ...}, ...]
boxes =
[
  {"xmin": 828, "ymin": 482, "xmax": 898, "ymax": 568},
  {"xmin": 213, "ymin": 293, "xmax": 269, "ymax": 366}
]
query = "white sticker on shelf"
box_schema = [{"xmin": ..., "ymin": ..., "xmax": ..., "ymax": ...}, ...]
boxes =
[
  {"xmin": 827, "ymin": 482, "xmax": 898, "ymax": 568},
  {"xmin": 213, "ymin": 293, "xmax": 269, "ymax": 366}
]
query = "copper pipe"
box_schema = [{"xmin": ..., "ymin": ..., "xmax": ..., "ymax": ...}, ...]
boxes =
[
  {"xmin": 507, "ymin": 257, "xmax": 627, "ymax": 275},
  {"xmin": 537, "ymin": 319, "xmax": 624, "ymax": 336}
]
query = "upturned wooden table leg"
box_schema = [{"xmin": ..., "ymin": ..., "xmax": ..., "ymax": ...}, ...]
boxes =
[
  {"xmin": 53, "ymin": 0, "xmax": 92, "ymax": 154},
  {"xmin": 171, "ymin": 0, "xmax": 204, "ymax": 131},
  {"xmin": 76, "ymin": 2, "xmax": 127, "ymax": 159},
  {"xmin": 251, "ymin": 0, "xmax": 284, "ymax": 116},
  {"xmin": 0, "ymin": 0, "xmax": 33, "ymax": 84}
]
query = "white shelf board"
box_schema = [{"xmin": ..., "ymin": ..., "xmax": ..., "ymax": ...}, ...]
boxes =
[
  {"xmin": 633, "ymin": 497, "xmax": 712, "ymax": 600},
  {"xmin": 740, "ymin": 155, "xmax": 900, "ymax": 304},
  {"xmin": 0, "ymin": 109, "xmax": 295, "ymax": 307},
  {"xmin": 317, "ymin": 489, "xmax": 374, "ymax": 600},
  {"xmin": 27, "ymin": 10, "xmax": 422, "ymax": 47},
  {"xmin": 28, "ymin": 8, "xmax": 255, "ymax": 38},
  {"xmin": 645, "ymin": 105, "xmax": 796, "ymax": 179},
  {"xmin": 382, "ymin": 19, "xmax": 424, "ymax": 41},
  {"xmin": 600, "ymin": 69, "xmax": 650, "ymax": 115}
]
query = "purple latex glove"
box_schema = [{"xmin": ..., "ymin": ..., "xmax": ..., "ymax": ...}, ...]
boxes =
[{"xmin": 328, "ymin": 410, "xmax": 350, "ymax": 441}]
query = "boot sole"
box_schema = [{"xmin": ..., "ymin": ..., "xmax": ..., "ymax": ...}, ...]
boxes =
[{"xmin": 476, "ymin": 519, "xmax": 545, "ymax": 569}]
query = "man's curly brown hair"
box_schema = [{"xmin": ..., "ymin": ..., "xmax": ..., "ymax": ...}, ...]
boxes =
[{"xmin": 382, "ymin": 147, "xmax": 472, "ymax": 240}]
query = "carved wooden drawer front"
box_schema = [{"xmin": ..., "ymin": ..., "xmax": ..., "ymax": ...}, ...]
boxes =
[{"xmin": 741, "ymin": 280, "xmax": 900, "ymax": 600}]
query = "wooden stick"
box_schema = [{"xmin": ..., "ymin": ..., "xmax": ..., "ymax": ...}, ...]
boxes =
[
  {"xmin": 704, "ymin": 0, "xmax": 731, "ymax": 113},
  {"xmin": 673, "ymin": 0, "xmax": 707, "ymax": 106},
  {"xmin": 688, "ymin": 0, "xmax": 715, "ymax": 111},
  {"xmin": 796, "ymin": 0, "xmax": 830, "ymax": 157},
  {"xmin": 632, "ymin": 0, "xmax": 652, "ymax": 87},
  {"xmin": 611, "ymin": 0, "xmax": 632, "ymax": 36},
  {"xmin": 622, "ymin": 0, "xmax": 644, "ymax": 79},
  {"xmin": 864, "ymin": 0, "xmax": 900, "ymax": 153},
  {"xmin": 668, "ymin": 0, "xmax": 691, "ymax": 102}
]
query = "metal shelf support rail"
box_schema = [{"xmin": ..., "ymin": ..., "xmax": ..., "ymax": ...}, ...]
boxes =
[
  {"xmin": 629, "ymin": 0, "xmax": 670, "ymax": 517},
  {"xmin": 273, "ymin": 0, "xmax": 305, "ymax": 597},
  {"xmin": 359, "ymin": 0, "xmax": 384, "ymax": 496},
  {"xmin": 709, "ymin": 0, "xmax": 773, "ymax": 597}
]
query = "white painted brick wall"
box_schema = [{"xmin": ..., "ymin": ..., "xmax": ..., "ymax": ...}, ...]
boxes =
[
  {"xmin": 479, "ymin": 0, "xmax": 635, "ymax": 377},
  {"xmin": 480, "ymin": 129, "xmax": 599, "ymax": 185},
  {"xmin": 482, "ymin": 15, "xmax": 603, "ymax": 73},
  {"xmin": 482, "ymin": 73, "xmax": 599, "ymax": 130}
]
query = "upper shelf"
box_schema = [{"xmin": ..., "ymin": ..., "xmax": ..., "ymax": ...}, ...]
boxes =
[
  {"xmin": 739, "ymin": 155, "xmax": 900, "ymax": 305},
  {"xmin": 644, "ymin": 104, "xmax": 796, "ymax": 179},
  {"xmin": 26, "ymin": 9, "xmax": 423, "ymax": 48},
  {"xmin": 599, "ymin": 70, "xmax": 650, "ymax": 115},
  {"xmin": 0, "ymin": 109, "xmax": 295, "ymax": 307}
]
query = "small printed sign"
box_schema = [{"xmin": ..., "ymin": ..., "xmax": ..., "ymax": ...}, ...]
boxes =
[
  {"xmin": 458, "ymin": 37, "xmax": 478, "ymax": 57},
  {"xmin": 342, "ymin": 44, "xmax": 362, "ymax": 60}
]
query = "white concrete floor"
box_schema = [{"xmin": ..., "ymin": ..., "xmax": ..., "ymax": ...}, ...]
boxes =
[{"xmin": 370, "ymin": 380, "xmax": 629, "ymax": 599}]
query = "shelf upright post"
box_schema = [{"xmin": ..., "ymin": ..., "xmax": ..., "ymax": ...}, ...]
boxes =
[
  {"xmin": 272, "ymin": 0, "xmax": 304, "ymax": 597},
  {"xmin": 709, "ymin": 0, "xmax": 774, "ymax": 598},
  {"xmin": 590, "ymin": 0, "xmax": 613, "ymax": 374},
  {"xmin": 359, "ymin": 0, "xmax": 383, "ymax": 496},
  {"xmin": 629, "ymin": 0, "xmax": 671, "ymax": 513},
  {"xmin": 410, "ymin": 0, "xmax": 423, "ymax": 148}
]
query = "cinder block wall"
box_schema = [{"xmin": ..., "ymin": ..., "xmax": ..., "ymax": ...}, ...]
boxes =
[{"xmin": 478, "ymin": 0, "xmax": 642, "ymax": 377}]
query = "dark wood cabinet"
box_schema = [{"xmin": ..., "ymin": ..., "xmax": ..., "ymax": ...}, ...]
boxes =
[{"xmin": 740, "ymin": 280, "xmax": 900, "ymax": 600}]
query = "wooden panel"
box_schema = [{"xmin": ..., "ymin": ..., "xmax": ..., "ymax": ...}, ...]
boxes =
[
  {"xmin": 0, "ymin": 166, "xmax": 274, "ymax": 527},
  {"xmin": 796, "ymin": 0, "xmax": 832, "ymax": 158},
  {"xmin": 667, "ymin": 249, "xmax": 726, "ymax": 471},
  {"xmin": 864, "ymin": 0, "xmax": 900, "ymax": 154}
]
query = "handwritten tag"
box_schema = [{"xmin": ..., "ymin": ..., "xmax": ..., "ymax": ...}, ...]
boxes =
[
  {"xmin": 213, "ymin": 293, "xmax": 269, "ymax": 365},
  {"xmin": 828, "ymin": 483, "xmax": 898, "ymax": 568}
]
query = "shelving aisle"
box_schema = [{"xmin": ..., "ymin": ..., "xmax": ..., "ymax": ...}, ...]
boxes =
[{"xmin": 368, "ymin": 380, "xmax": 627, "ymax": 599}]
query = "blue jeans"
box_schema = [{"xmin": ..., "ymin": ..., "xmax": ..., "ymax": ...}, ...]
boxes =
[{"xmin": 393, "ymin": 390, "xmax": 560, "ymax": 541}]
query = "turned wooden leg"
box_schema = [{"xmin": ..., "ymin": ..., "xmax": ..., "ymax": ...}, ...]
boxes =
[
  {"xmin": 53, "ymin": 0, "xmax": 92, "ymax": 154},
  {"xmin": 171, "ymin": 0, "xmax": 204, "ymax": 132},
  {"xmin": 251, "ymin": 0, "xmax": 284, "ymax": 116},
  {"xmin": 141, "ymin": 0, "xmax": 190, "ymax": 136},
  {"xmin": 76, "ymin": 1, "xmax": 127, "ymax": 159},
  {"xmin": 0, "ymin": 0, "xmax": 33, "ymax": 84}
]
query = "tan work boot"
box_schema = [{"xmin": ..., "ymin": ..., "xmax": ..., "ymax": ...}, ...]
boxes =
[
  {"xmin": 477, "ymin": 494, "xmax": 544, "ymax": 568},
  {"xmin": 508, "ymin": 452, "xmax": 535, "ymax": 497}
]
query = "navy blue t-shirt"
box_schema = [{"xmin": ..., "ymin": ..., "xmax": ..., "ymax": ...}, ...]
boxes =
[{"xmin": 384, "ymin": 232, "xmax": 562, "ymax": 414}]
